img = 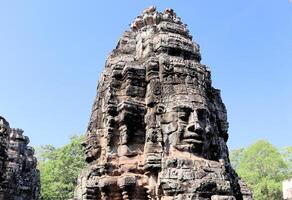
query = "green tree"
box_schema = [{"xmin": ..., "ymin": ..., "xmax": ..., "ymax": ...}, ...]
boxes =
[
  {"xmin": 229, "ymin": 148, "xmax": 245, "ymax": 171},
  {"xmin": 37, "ymin": 135, "xmax": 86, "ymax": 200},
  {"xmin": 236, "ymin": 140, "xmax": 290, "ymax": 200},
  {"xmin": 283, "ymin": 146, "xmax": 292, "ymax": 174}
]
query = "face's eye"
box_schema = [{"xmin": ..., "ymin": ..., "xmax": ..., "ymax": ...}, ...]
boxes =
[
  {"xmin": 156, "ymin": 105, "xmax": 166, "ymax": 114},
  {"xmin": 178, "ymin": 111, "xmax": 189, "ymax": 122},
  {"xmin": 197, "ymin": 109, "xmax": 208, "ymax": 121}
]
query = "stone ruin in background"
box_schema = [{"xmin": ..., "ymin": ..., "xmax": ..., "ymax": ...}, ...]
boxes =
[
  {"xmin": 283, "ymin": 179, "xmax": 292, "ymax": 200},
  {"xmin": 0, "ymin": 116, "xmax": 40, "ymax": 200},
  {"xmin": 73, "ymin": 7, "xmax": 253, "ymax": 200}
]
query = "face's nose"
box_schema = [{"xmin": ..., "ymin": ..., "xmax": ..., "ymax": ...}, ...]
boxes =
[
  {"xmin": 81, "ymin": 140, "xmax": 87, "ymax": 148},
  {"xmin": 187, "ymin": 122, "xmax": 203, "ymax": 135}
]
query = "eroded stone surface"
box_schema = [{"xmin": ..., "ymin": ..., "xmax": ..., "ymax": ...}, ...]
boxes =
[
  {"xmin": 0, "ymin": 117, "xmax": 40, "ymax": 200},
  {"xmin": 73, "ymin": 6, "xmax": 253, "ymax": 200}
]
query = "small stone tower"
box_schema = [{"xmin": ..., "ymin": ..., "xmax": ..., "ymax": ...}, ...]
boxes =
[
  {"xmin": 0, "ymin": 117, "xmax": 40, "ymax": 200},
  {"xmin": 73, "ymin": 7, "xmax": 253, "ymax": 200}
]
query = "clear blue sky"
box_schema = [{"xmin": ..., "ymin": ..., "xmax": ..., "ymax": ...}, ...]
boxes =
[{"xmin": 0, "ymin": 1, "xmax": 291, "ymax": 149}]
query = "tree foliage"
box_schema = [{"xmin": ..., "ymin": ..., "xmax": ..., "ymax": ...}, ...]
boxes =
[
  {"xmin": 283, "ymin": 146, "xmax": 292, "ymax": 174},
  {"xmin": 229, "ymin": 148, "xmax": 244, "ymax": 171},
  {"xmin": 37, "ymin": 135, "xmax": 86, "ymax": 200},
  {"xmin": 230, "ymin": 140, "xmax": 292, "ymax": 200}
]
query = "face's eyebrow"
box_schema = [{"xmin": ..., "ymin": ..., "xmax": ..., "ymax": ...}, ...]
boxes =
[{"xmin": 173, "ymin": 105, "xmax": 193, "ymax": 112}]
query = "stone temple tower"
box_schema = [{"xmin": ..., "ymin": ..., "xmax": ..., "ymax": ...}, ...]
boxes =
[
  {"xmin": 0, "ymin": 116, "xmax": 40, "ymax": 200},
  {"xmin": 73, "ymin": 6, "xmax": 253, "ymax": 200}
]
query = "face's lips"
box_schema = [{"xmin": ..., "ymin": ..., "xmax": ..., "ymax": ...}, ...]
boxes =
[
  {"xmin": 183, "ymin": 138, "xmax": 203, "ymax": 144},
  {"xmin": 84, "ymin": 146, "xmax": 92, "ymax": 154},
  {"xmin": 182, "ymin": 130, "xmax": 204, "ymax": 144}
]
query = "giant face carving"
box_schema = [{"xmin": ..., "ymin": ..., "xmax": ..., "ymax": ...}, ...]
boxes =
[{"xmin": 161, "ymin": 98, "xmax": 217, "ymax": 157}]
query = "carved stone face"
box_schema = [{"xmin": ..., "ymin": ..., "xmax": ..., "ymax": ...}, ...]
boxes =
[
  {"xmin": 82, "ymin": 132, "xmax": 101, "ymax": 163},
  {"xmin": 161, "ymin": 102, "xmax": 214, "ymax": 156}
]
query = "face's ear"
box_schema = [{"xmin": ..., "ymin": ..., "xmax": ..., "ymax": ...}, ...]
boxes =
[{"xmin": 214, "ymin": 115, "xmax": 229, "ymax": 142}]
